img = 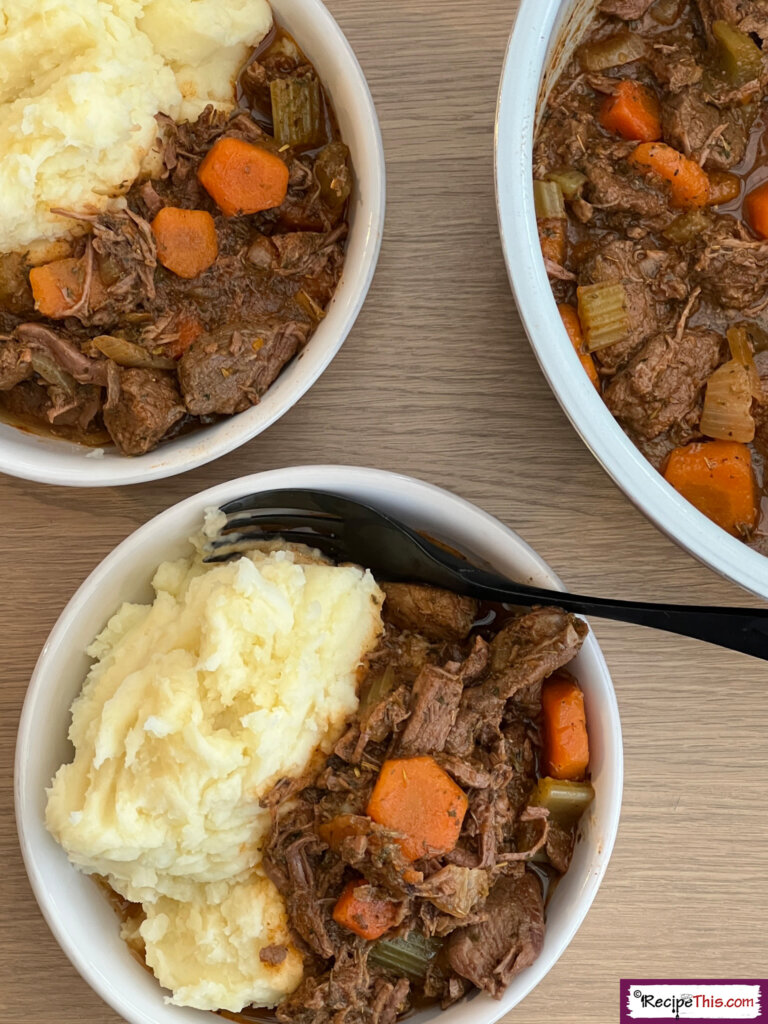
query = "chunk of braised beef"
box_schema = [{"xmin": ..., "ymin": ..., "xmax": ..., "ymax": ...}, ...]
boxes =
[
  {"xmin": 178, "ymin": 319, "xmax": 309, "ymax": 416},
  {"xmin": 695, "ymin": 224, "xmax": 768, "ymax": 309},
  {"xmin": 661, "ymin": 89, "xmax": 748, "ymax": 170},
  {"xmin": 446, "ymin": 871, "xmax": 545, "ymax": 999},
  {"xmin": 0, "ymin": 338, "xmax": 32, "ymax": 390},
  {"xmin": 599, "ymin": 0, "xmax": 656, "ymax": 16},
  {"xmin": 103, "ymin": 366, "xmax": 185, "ymax": 456},
  {"xmin": 396, "ymin": 665, "xmax": 464, "ymax": 757},
  {"xmin": 577, "ymin": 239, "xmax": 686, "ymax": 371},
  {"xmin": 381, "ymin": 584, "xmax": 478, "ymax": 643},
  {"xmin": 604, "ymin": 328, "xmax": 727, "ymax": 440}
]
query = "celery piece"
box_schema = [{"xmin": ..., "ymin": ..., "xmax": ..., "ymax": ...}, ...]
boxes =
[
  {"xmin": 530, "ymin": 778, "xmax": 595, "ymax": 826},
  {"xmin": 546, "ymin": 168, "xmax": 587, "ymax": 202},
  {"xmin": 315, "ymin": 141, "xmax": 352, "ymax": 209},
  {"xmin": 361, "ymin": 664, "xmax": 396, "ymax": 712},
  {"xmin": 577, "ymin": 283, "xmax": 630, "ymax": 352},
  {"xmin": 369, "ymin": 933, "xmax": 443, "ymax": 981},
  {"xmin": 662, "ymin": 209, "xmax": 711, "ymax": 245},
  {"xmin": 713, "ymin": 20, "xmax": 763, "ymax": 86},
  {"xmin": 533, "ymin": 179, "xmax": 566, "ymax": 221},
  {"xmin": 29, "ymin": 352, "xmax": 76, "ymax": 394},
  {"xmin": 270, "ymin": 76, "xmax": 322, "ymax": 148},
  {"xmin": 578, "ymin": 29, "xmax": 646, "ymax": 72},
  {"xmin": 92, "ymin": 335, "xmax": 176, "ymax": 371}
]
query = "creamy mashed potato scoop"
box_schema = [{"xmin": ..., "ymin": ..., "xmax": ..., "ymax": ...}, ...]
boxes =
[
  {"xmin": 0, "ymin": 0, "xmax": 273, "ymax": 253},
  {"xmin": 46, "ymin": 543, "xmax": 384, "ymax": 1011}
]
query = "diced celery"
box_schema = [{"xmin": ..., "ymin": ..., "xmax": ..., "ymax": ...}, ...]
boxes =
[
  {"xmin": 546, "ymin": 168, "xmax": 588, "ymax": 202},
  {"xmin": 578, "ymin": 30, "xmax": 646, "ymax": 72},
  {"xmin": 315, "ymin": 141, "xmax": 352, "ymax": 209},
  {"xmin": 270, "ymin": 76, "xmax": 322, "ymax": 148},
  {"xmin": 713, "ymin": 20, "xmax": 763, "ymax": 86},
  {"xmin": 577, "ymin": 283, "xmax": 630, "ymax": 351},
  {"xmin": 369, "ymin": 933, "xmax": 443, "ymax": 981},
  {"xmin": 533, "ymin": 179, "xmax": 566, "ymax": 221},
  {"xmin": 361, "ymin": 664, "xmax": 396, "ymax": 711},
  {"xmin": 530, "ymin": 778, "xmax": 595, "ymax": 826},
  {"xmin": 662, "ymin": 209, "xmax": 711, "ymax": 245},
  {"xmin": 92, "ymin": 335, "xmax": 176, "ymax": 370}
]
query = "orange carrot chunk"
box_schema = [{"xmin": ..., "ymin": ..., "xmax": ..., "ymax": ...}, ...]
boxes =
[
  {"xmin": 663, "ymin": 440, "xmax": 758, "ymax": 537},
  {"xmin": 744, "ymin": 180, "xmax": 768, "ymax": 238},
  {"xmin": 599, "ymin": 80, "xmax": 661, "ymax": 142},
  {"xmin": 558, "ymin": 303, "xmax": 600, "ymax": 390},
  {"xmin": 538, "ymin": 218, "xmax": 567, "ymax": 266},
  {"xmin": 198, "ymin": 137, "xmax": 289, "ymax": 217},
  {"xmin": 366, "ymin": 756, "xmax": 468, "ymax": 862},
  {"xmin": 151, "ymin": 208, "xmax": 218, "ymax": 279},
  {"xmin": 542, "ymin": 674, "xmax": 590, "ymax": 781},
  {"xmin": 29, "ymin": 257, "xmax": 106, "ymax": 318},
  {"xmin": 332, "ymin": 878, "xmax": 401, "ymax": 941},
  {"xmin": 629, "ymin": 142, "xmax": 710, "ymax": 208},
  {"xmin": 166, "ymin": 312, "xmax": 204, "ymax": 359}
]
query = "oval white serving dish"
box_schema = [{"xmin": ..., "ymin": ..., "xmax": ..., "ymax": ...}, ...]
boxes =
[{"xmin": 495, "ymin": 0, "xmax": 768, "ymax": 599}]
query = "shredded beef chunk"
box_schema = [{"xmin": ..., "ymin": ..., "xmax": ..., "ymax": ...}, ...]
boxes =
[
  {"xmin": 397, "ymin": 665, "xmax": 464, "ymax": 756},
  {"xmin": 599, "ymin": 0, "xmax": 656, "ymax": 15},
  {"xmin": 695, "ymin": 228, "xmax": 768, "ymax": 309},
  {"xmin": 103, "ymin": 367, "xmax": 185, "ymax": 456},
  {"xmin": 577, "ymin": 240, "xmax": 685, "ymax": 370},
  {"xmin": 446, "ymin": 872, "xmax": 545, "ymax": 999},
  {"xmin": 381, "ymin": 584, "xmax": 478, "ymax": 642},
  {"xmin": 0, "ymin": 339, "xmax": 32, "ymax": 390},
  {"xmin": 661, "ymin": 90, "xmax": 748, "ymax": 171},
  {"xmin": 604, "ymin": 329, "xmax": 726, "ymax": 440},
  {"xmin": 179, "ymin": 319, "xmax": 309, "ymax": 416}
]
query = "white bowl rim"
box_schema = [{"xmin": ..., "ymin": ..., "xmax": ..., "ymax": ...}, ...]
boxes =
[
  {"xmin": 495, "ymin": 0, "xmax": 768, "ymax": 601},
  {"xmin": 0, "ymin": 0, "xmax": 386, "ymax": 488},
  {"xmin": 15, "ymin": 464, "xmax": 623, "ymax": 1024}
]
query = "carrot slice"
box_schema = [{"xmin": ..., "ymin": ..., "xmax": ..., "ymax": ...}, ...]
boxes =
[
  {"xmin": 599, "ymin": 80, "xmax": 661, "ymax": 142},
  {"xmin": 744, "ymin": 180, "xmax": 768, "ymax": 238},
  {"xmin": 151, "ymin": 208, "xmax": 218, "ymax": 279},
  {"xmin": 366, "ymin": 757, "xmax": 468, "ymax": 862},
  {"xmin": 558, "ymin": 303, "xmax": 600, "ymax": 390},
  {"xmin": 542, "ymin": 674, "xmax": 590, "ymax": 782},
  {"xmin": 166, "ymin": 313, "xmax": 204, "ymax": 359},
  {"xmin": 663, "ymin": 440, "xmax": 758, "ymax": 537},
  {"xmin": 29, "ymin": 257, "xmax": 106, "ymax": 318},
  {"xmin": 629, "ymin": 142, "xmax": 710, "ymax": 208},
  {"xmin": 332, "ymin": 878, "xmax": 401, "ymax": 941},
  {"xmin": 198, "ymin": 137, "xmax": 290, "ymax": 217},
  {"xmin": 538, "ymin": 218, "xmax": 566, "ymax": 266}
]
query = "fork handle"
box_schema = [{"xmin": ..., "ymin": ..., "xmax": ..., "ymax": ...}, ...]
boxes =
[{"xmin": 454, "ymin": 571, "xmax": 768, "ymax": 661}]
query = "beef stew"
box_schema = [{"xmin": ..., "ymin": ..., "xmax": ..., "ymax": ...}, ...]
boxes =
[
  {"xmin": 534, "ymin": 0, "xmax": 768, "ymax": 550},
  {"xmin": 0, "ymin": 27, "xmax": 350, "ymax": 457}
]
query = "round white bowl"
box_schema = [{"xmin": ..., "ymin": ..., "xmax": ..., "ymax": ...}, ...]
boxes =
[
  {"xmin": 16, "ymin": 465, "xmax": 622, "ymax": 1024},
  {"xmin": 496, "ymin": 0, "xmax": 768, "ymax": 599},
  {"xmin": 0, "ymin": 0, "xmax": 385, "ymax": 488}
]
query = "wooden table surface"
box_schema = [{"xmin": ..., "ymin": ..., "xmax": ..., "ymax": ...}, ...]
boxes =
[{"xmin": 2, "ymin": 1, "xmax": 767, "ymax": 1021}]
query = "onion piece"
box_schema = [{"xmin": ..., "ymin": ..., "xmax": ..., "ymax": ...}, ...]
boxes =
[
  {"xmin": 727, "ymin": 325, "xmax": 762, "ymax": 399},
  {"xmin": 578, "ymin": 30, "xmax": 647, "ymax": 72},
  {"xmin": 93, "ymin": 335, "xmax": 176, "ymax": 370},
  {"xmin": 700, "ymin": 359, "xmax": 755, "ymax": 443}
]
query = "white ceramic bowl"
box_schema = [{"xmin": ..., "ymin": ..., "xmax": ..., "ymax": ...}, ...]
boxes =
[
  {"xmin": 0, "ymin": 0, "xmax": 385, "ymax": 488},
  {"xmin": 15, "ymin": 465, "xmax": 622, "ymax": 1024},
  {"xmin": 496, "ymin": 0, "xmax": 768, "ymax": 599}
]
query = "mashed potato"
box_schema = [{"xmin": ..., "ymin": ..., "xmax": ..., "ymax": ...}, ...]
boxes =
[
  {"xmin": 0, "ymin": 0, "xmax": 273, "ymax": 253},
  {"xmin": 46, "ymin": 543, "xmax": 383, "ymax": 1009}
]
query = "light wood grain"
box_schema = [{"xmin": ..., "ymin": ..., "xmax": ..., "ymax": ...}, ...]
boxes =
[{"xmin": 2, "ymin": 2, "xmax": 767, "ymax": 1021}]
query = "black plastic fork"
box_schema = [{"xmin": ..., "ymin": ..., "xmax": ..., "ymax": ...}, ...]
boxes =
[{"xmin": 204, "ymin": 488, "xmax": 768, "ymax": 661}]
